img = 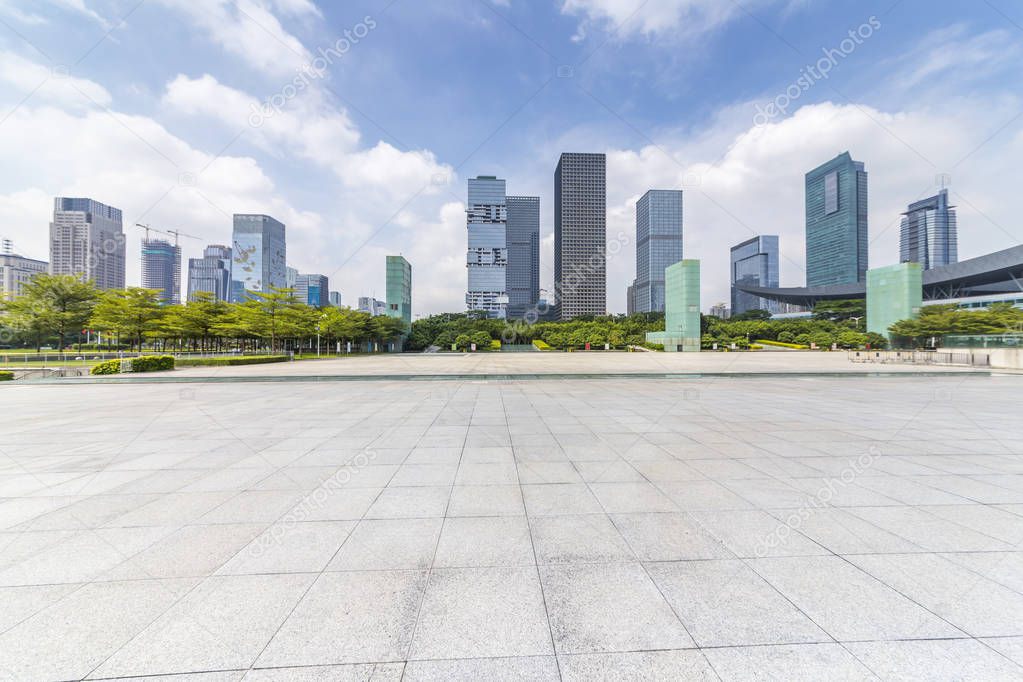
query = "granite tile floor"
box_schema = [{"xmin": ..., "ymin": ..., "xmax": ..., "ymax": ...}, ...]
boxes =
[{"xmin": 0, "ymin": 374, "xmax": 1022, "ymax": 680}]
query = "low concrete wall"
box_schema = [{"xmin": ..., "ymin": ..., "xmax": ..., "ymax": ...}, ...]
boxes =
[{"xmin": 985, "ymin": 348, "xmax": 1023, "ymax": 370}]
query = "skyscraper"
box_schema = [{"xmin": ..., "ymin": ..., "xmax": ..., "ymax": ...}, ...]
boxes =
[
  {"xmin": 0, "ymin": 240, "xmax": 47, "ymax": 301},
  {"xmin": 295, "ymin": 273, "xmax": 329, "ymax": 307},
  {"xmin": 506, "ymin": 195, "xmax": 540, "ymax": 319},
  {"xmin": 231, "ymin": 214, "xmax": 286, "ymax": 300},
  {"xmin": 358, "ymin": 297, "xmax": 387, "ymax": 316},
  {"xmin": 555, "ymin": 153, "xmax": 606, "ymax": 319},
  {"xmin": 141, "ymin": 238, "xmax": 181, "ymax": 304},
  {"xmin": 49, "ymin": 197, "xmax": 125, "ymax": 290},
  {"xmin": 730, "ymin": 235, "xmax": 780, "ymax": 316},
  {"xmin": 466, "ymin": 176, "xmax": 507, "ymax": 318},
  {"xmin": 633, "ymin": 189, "xmax": 683, "ymax": 313},
  {"xmin": 386, "ymin": 255, "xmax": 412, "ymax": 327},
  {"xmin": 328, "ymin": 291, "xmax": 342, "ymax": 308},
  {"xmin": 805, "ymin": 152, "xmax": 868, "ymax": 287},
  {"xmin": 187, "ymin": 245, "xmax": 232, "ymax": 302},
  {"xmin": 900, "ymin": 189, "xmax": 957, "ymax": 270}
]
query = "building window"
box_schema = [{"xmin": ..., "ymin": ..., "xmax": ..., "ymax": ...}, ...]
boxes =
[{"xmin": 824, "ymin": 170, "xmax": 838, "ymax": 214}]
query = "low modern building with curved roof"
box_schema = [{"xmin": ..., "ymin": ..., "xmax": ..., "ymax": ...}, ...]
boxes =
[{"xmin": 736, "ymin": 244, "xmax": 1023, "ymax": 309}]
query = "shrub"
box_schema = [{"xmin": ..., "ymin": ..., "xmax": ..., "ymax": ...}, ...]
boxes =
[
  {"xmin": 777, "ymin": 331, "xmax": 795, "ymax": 343},
  {"xmin": 176, "ymin": 355, "xmax": 289, "ymax": 367},
  {"xmin": 0, "ymin": 371, "xmax": 13, "ymax": 381},
  {"xmin": 489, "ymin": 339, "xmax": 501, "ymax": 350},
  {"xmin": 131, "ymin": 355, "xmax": 175, "ymax": 372},
  {"xmin": 90, "ymin": 359, "xmax": 123, "ymax": 375},
  {"xmin": 90, "ymin": 355, "xmax": 175, "ymax": 375},
  {"xmin": 749, "ymin": 344, "xmax": 763, "ymax": 350},
  {"xmin": 532, "ymin": 339, "xmax": 552, "ymax": 351}
]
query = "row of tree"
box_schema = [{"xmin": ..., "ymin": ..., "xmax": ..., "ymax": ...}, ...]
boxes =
[
  {"xmin": 406, "ymin": 303, "xmax": 890, "ymax": 351},
  {"xmin": 0, "ymin": 275, "xmax": 407, "ymax": 352}
]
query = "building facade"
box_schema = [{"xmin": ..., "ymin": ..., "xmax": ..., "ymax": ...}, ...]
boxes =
[
  {"xmin": 141, "ymin": 238, "xmax": 181, "ymax": 304},
  {"xmin": 555, "ymin": 153, "xmax": 606, "ymax": 319},
  {"xmin": 386, "ymin": 255, "xmax": 412, "ymax": 327},
  {"xmin": 231, "ymin": 214, "xmax": 286, "ymax": 300},
  {"xmin": 295, "ymin": 273, "xmax": 329, "ymax": 307},
  {"xmin": 187, "ymin": 245, "xmax": 232, "ymax": 302},
  {"xmin": 900, "ymin": 189, "xmax": 957, "ymax": 270},
  {"xmin": 49, "ymin": 197, "xmax": 125, "ymax": 290},
  {"xmin": 466, "ymin": 176, "xmax": 507, "ymax": 318},
  {"xmin": 709, "ymin": 303, "xmax": 730, "ymax": 319},
  {"xmin": 633, "ymin": 189, "xmax": 683, "ymax": 313},
  {"xmin": 646, "ymin": 260, "xmax": 701, "ymax": 352},
  {"xmin": 506, "ymin": 195, "xmax": 540, "ymax": 319},
  {"xmin": 730, "ymin": 235, "xmax": 780, "ymax": 316},
  {"xmin": 328, "ymin": 291, "xmax": 342, "ymax": 308},
  {"xmin": 358, "ymin": 296, "xmax": 387, "ymax": 316},
  {"xmin": 805, "ymin": 152, "xmax": 868, "ymax": 287},
  {"xmin": 0, "ymin": 242, "xmax": 47, "ymax": 300}
]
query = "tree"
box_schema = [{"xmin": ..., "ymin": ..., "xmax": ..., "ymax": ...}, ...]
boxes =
[
  {"xmin": 730, "ymin": 308, "xmax": 772, "ymax": 321},
  {"xmin": 470, "ymin": 330, "xmax": 492, "ymax": 350},
  {"xmin": 231, "ymin": 287, "xmax": 300, "ymax": 351},
  {"xmin": 370, "ymin": 315, "xmax": 407, "ymax": 347},
  {"xmin": 163, "ymin": 292, "xmax": 229, "ymax": 351},
  {"xmin": 91, "ymin": 288, "xmax": 165, "ymax": 351},
  {"xmin": 813, "ymin": 299, "xmax": 866, "ymax": 322},
  {"xmin": 1, "ymin": 274, "xmax": 99, "ymax": 350},
  {"xmin": 322, "ymin": 307, "xmax": 371, "ymax": 350}
]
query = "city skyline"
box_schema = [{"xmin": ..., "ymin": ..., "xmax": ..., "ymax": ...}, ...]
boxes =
[{"xmin": 0, "ymin": 4, "xmax": 1020, "ymax": 313}]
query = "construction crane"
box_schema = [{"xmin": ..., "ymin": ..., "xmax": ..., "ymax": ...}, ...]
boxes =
[
  {"xmin": 164, "ymin": 229, "xmax": 200, "ymax": 247},
  {"xmin": 135, "ymin": 224, "xmax": 199, "ymax": 247}
]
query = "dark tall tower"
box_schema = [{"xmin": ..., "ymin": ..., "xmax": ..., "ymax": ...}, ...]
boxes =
[
  {"xmin": 805, "ymin": 152, "xmax": 868, "ymax": 287},
  {"xmin": 506, "ymin": 195, "xmax": 540, "ymax": 319},
  {"xmin": 555, "ymin": 153, "xmax": 606, "ymax": 319}
]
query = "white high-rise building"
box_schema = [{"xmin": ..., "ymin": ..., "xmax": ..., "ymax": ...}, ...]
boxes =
[
  {"xmin": 466, "ymin": 176, "xmax": 508, "ymax": 318},
  {"xmin": 49, "ymin": 197, "xmax": 125, "ymax": 290},
  {"xmin": 0, "ymin": 240, "xmax": 47, "ymax": 300}
]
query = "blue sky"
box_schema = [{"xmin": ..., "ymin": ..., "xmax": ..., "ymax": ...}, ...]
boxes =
[{"xmin": 0, "ymin": 0, "xmax": 1021, "ymax": 313}]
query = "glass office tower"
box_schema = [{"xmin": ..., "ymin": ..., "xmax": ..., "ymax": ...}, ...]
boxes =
[
  {"xmin": 187, "ymin": 245, "xmax": 232, "ymax": 302},
  {"xmin": 506, "ymin": 195, "xmax": 540, "ymax": 319},
  {"xmin": 466, "ymin": 176, "xmax": 508, "ymax": 318},
  {"xmin": 555, "ymin": 153, "xmax": 606, "ymax": 319},
  {"xmin": 633, "ymin": 189, "xmax": 683, "ymax": 313},
  {"xmin": 141, "ymin": 238, "xmax": 181, "ymax": 304},
  {"xmin": 730, "ymin": 235, "xmax": 779, "ymax": 315},
  {"xmin": 295, "ymin": 273, "xmax": 329, "ymax": 307},
  {"xmin": 386, "ymin": 255, "xmax": 412, "ymax": 327},
  {"xmin": 231, "ymin": 214, "xmax": 286, "ymax": 300},
  {"xmin": 805, "ymin": 152, "xmax": 868, "ymax": 286},
  {"xmin": 900, "ymin": 189, "xmax": 957, "ymax": 270}
]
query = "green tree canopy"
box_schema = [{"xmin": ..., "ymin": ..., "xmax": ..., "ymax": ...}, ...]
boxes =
[{"xmin": 1, "ymin": 274, "xmax": 99, "ymax": 350}]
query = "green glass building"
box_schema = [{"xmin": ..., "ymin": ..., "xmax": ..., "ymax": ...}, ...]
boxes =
[
  {"xmin": 386, "ymin": 255, "xmax": 412, "ymax": 328},
  {"xmin": 646, "ymin": 259, "xmax": 701, "ymax": 352},
  {"xmin": 805, "ymin": 152, "xmax": 868, "ymax": 287},
  {"xmin": 867, "ymin": 262, "xmax": 922, "ymax": 339}
]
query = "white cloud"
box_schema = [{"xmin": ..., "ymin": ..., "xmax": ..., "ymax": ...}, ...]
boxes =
[
  {"xmin": 153, "ymin": 0, "xmax": 313, "ymax": 76},
  {"xmin": 887, "ymin": 25, "xmax": 1022, "ymax": 91},
  {"xmin": 561, "ymin": 0, "xmax": 776, "ymax": 40},
  {"xmin": 0, "ymin": 50, "xmax": 112, "ymax": 108}
]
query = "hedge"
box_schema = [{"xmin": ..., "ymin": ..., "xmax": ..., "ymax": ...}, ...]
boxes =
[
  {"xmin": 0, "ymin": 371, "xmax": 13, "ymax": 381},
  {"xmin": 755, "ymin": 339, "xmax": 809, "ymax": 350},
  {"xmin": 175, "ymin": 355, "xmax": 290, "ymax": 367},
  {"xmin": 532, "ymin": 339, "xmax": 552, "ymax": 351},
  {"xmin": 90, "ymin": 355, "xmax": 175, "ymax": 376},
  {"xmin": 90, "ymin": 355, "xmax": 175, "ymax": 375},
  {"xmin": 489, "ymin": 339, "xmax": 501, "ymax": 350}
]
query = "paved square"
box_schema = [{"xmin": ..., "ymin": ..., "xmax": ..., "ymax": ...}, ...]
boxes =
[{"xmin": 1, "ymin": 370, "xmax": 1022, "ymax": 680}]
